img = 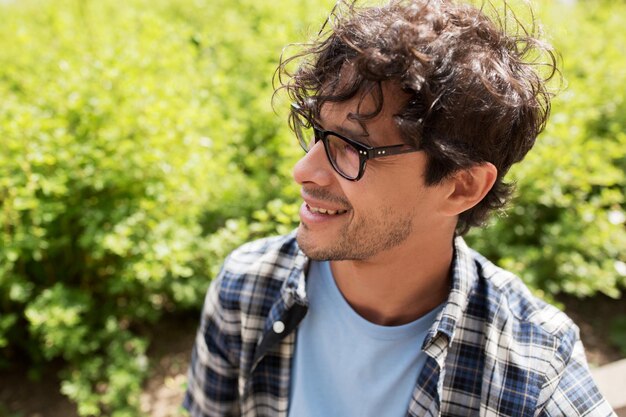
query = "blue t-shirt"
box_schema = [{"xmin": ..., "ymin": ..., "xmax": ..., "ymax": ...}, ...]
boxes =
[{"xmin": 288, "ymin": 260, "xmax": 444, "ymax": 417}]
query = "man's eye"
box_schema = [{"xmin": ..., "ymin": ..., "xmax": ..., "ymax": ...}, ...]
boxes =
[{"xmin": 343, "ymin": 143, "xmax": 358, "ymax": 155}]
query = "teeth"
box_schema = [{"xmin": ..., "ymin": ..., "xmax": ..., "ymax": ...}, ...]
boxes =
[{"xmin": 309, "ymin": 205, "xmax": 347, "ymax": 215}]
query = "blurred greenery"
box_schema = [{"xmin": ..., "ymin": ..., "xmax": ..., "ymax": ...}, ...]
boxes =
[
  {"xmin": 0, "ymin": 0, "xmax": 624, "ymax": 415},
  {"xmin": 0, "ymin": 0, "xmax": 330, "ymax": 414},
  {"xmin": 465, "ymin": 0, "xmax": 626, "ymax": 300}
]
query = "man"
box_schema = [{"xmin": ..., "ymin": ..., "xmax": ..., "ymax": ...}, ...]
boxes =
[{"xmin": 184, "ymin": 0, "xmax": 616, "ymax": 416}]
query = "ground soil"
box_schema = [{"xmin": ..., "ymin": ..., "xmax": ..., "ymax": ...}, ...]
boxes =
[{"xmin": 1, "ymin": 294, "xmax": 624, "ymax": 417}]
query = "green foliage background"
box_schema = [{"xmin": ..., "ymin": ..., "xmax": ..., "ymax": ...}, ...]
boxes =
[
  {"xmin": 0, "ymin": 0, "xmax": 624, "ymax": 415},
  {"xmin": 466, "ymin": 1, "xmax": 626, "ymax": 299}
]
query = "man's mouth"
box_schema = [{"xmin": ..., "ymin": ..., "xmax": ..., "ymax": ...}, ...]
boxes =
[{"xmin": 306, "ymin": 204, "xmax": 348, "ymax": 216}]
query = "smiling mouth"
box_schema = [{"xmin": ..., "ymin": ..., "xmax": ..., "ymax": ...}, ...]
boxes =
[{"xmin": 307, "ymin": 204, "xmax": 348, "ymax": 216}]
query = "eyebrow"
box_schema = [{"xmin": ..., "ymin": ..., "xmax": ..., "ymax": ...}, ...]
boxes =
[{"xmin": 317, "ymin": 118, "xmax": 376, "ymax": 147}]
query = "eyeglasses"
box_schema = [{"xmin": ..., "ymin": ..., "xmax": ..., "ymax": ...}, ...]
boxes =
[{"xmin": 290, "ymin": 104, "xmax": 422, "ymax": 181}]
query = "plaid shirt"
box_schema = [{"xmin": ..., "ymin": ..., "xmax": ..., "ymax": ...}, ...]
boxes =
[{"xmin": 184, "ymin": 233, "xmax": 615, "ymax": 417}]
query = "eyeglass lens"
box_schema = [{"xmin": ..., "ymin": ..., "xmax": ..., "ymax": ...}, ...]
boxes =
[
  {"xmin": 325, "ymin": 134, "xmax": 360, "ymax": 178},
  {"xmin": 295, "ymin": 116, "xmax": 361, "ymax": 179}
]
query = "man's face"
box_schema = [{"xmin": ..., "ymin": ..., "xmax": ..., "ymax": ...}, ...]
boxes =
[{"xmin": 293, "ymin": 83, "xmax": 454, "ymax": 261}]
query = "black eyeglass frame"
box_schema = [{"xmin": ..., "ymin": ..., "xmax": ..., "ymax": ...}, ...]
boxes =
[{"xmin": 291, "ymin": 104, "xmax": 422, "ymax": 181}]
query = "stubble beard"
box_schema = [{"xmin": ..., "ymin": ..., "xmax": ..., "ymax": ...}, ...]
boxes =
[{"xmin": 296, "ymin": 207, "xmax": 414, "ymax": 261}]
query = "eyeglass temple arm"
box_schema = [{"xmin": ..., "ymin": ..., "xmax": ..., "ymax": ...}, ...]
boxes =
[{"xmin": 367, "ymin": 144, "xmax": 419, "ymax": 158}]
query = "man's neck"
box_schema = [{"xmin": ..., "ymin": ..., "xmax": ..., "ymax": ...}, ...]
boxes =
[{"xmin": 329, "ymin": 235, "xmax": 455, "ymax": 326}]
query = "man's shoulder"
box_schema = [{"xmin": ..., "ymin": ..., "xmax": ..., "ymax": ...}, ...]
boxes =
[
  {"xmin": 469, "ymin": 249, "xmax": 577, "ymax": 345},
  {"xmin": 460, "ymin": 250, "xmax": 611, "ymax": 416}
]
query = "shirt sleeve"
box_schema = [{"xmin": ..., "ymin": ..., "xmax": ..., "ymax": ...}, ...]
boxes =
[
  {"xmin": 536, "ymin": 329, "xmax": 616, "ymax": 417},
  {"xmin": 183, "ymin": 268, "xmax": 241, "ymax": 417}
]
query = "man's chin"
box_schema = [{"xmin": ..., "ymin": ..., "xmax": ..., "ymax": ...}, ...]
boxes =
[{"xmin": 296, "ymin": 227, "xmax": 337, "ymax": 261}]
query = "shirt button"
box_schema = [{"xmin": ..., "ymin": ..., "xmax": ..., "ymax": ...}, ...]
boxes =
[{"xmin": 272, "ymin": 321, "xmax": 285, "ymax": 334}]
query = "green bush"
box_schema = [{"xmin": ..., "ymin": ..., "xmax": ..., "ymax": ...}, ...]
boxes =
[
  {"xmin": 466, "ymin": 0, "xmax": 626, "ymax": 299},
  {"xmin": 0, "ymin": 0, "xmax": 329, "ymax": 414}
]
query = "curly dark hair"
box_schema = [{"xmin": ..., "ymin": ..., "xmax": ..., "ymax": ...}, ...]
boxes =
[{"xmin": 276, "ymin": 0, "xmax": 558, "ymax": 234}]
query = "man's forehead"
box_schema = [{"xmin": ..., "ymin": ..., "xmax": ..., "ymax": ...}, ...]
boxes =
[{"xmin": 318, "ymin": 81, "xmax": 410, "ymax": 132}]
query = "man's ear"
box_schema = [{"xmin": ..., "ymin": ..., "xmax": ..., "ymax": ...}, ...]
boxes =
[{"xmin": 441, "ymin": 163, "xmax": 497, "ymax": 216}]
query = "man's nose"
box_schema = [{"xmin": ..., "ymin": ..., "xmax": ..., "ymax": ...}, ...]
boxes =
[{"xmin": 293, "ymin": 140, "xmax": 334, "ymax": 187}]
